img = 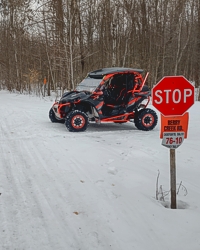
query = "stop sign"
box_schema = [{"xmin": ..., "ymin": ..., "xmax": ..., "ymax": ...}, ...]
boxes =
[{"xmin": 152, "ymin": 76, "xmax": 195, "ymax": 116}]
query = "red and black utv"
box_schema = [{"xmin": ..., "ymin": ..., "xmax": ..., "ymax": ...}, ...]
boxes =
[{"xmin": 49, "ymin": 67, "xmax": 158, "ymax": 132}]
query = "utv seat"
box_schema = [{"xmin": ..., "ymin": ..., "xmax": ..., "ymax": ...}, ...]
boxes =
[{"xmin": 104, "ymin": 87, "xmax": 126, "ymax": 109}]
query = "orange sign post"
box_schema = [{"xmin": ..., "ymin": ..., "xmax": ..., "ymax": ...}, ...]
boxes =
[{"xmin": 43, "ymin": 77, "xmax": 47, "ymax": 85}]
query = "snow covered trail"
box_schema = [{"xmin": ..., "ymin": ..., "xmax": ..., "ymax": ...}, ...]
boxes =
[{"xmin": 0, "ymin": 90, "xmax": 200, "ymax": 250}]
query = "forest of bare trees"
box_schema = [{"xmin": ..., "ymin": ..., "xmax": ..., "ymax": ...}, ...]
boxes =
[{"xmin": 0, "ymin": 0, "xmax": 199, "ymax": 97}]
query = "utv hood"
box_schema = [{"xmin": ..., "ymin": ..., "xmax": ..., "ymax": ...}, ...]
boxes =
[{"xmin": 59, "ymin": 91, "xmax": 88, "ymax": 104}]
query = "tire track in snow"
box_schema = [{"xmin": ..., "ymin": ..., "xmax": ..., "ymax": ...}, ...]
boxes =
[
  {"xmin": 19, "ymin": 139, "xmax": 82, "ymax": 249},
  {"xmin": 15, "ymin": 137, "xmax": 127, "ymax": 249},
  {"xmin": 0, "ymin": 139, "xmax": 81, "ymax": 250},
  {"xmin": 25, "ymin": 138, "xmax": 131, "ymax": 250}
]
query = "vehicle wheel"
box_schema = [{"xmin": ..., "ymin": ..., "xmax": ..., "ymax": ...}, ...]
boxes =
[
  {"xmin": 65, "ymin": 110, "xmax": 89, "ymax": 132},
  {"xmin": 134, "ymin": 108, "xmax": 158, "ymax": 131},
  {"xmin": 49, "ymin": 108, "xmax": 65, "ymax": 123}
]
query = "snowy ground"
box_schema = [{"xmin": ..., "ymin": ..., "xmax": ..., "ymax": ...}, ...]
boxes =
[{"xmin": 0, "ymin": 90, "xmax": 200, "ymax": 250}]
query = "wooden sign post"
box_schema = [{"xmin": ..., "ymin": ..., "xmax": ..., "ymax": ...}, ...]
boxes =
[
  {"xmin": 160, "ymin": 114, "xmax": 188, "ymax": 209},
  {"xmin": 170, "ymin": 149, "xmax": 176, "ymax": 208}
]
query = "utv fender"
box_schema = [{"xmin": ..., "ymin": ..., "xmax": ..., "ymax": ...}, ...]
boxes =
[
  {"xmin": 49, "ymin": 108, "xmax": 65, "ymax": 123},
  {"xmin": 74, "ymin": 101, "xmax": 92, "ymax": 113}
]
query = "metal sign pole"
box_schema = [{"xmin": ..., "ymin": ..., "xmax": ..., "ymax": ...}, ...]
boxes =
[{"xmin": 170, "ymin": 148, "xmax": 177, "ymax": 209}]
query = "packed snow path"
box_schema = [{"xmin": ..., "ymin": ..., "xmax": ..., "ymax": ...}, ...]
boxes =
[{"xmin": 0, "ymin": 91, "xmax": 200, "ymax": 250}]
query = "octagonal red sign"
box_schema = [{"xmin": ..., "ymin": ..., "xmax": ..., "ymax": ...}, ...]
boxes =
[{"xmin": 152, "ymin": 76, "xmax": 195, "ymax": 116}]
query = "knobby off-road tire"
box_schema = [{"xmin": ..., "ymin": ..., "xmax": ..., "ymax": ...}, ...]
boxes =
[
  {"xmin": 134, "ymin": 108, "xmax": 158, "ymax": 131},
  {"xmin": 49, "ymin": 108, "xmax": 65, "ymax": 123},
  {"xmin": 65, "ymin": 110, "xmax": 89, "ymax": 132}
]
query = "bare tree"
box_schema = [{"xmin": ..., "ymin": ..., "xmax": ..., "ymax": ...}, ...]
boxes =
[{"xmin": 0, "ymin": 0, "xmax": 199, "ymax": 97}]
